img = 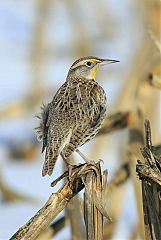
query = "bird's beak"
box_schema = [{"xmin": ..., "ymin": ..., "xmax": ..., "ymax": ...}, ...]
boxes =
[
  {"xmin": 98, "ymin": 59, "xmax": 120, "ymax": 66},
  {"xmin": 88, "ymin": 58, "xmax": 119, "ymax": 80}
]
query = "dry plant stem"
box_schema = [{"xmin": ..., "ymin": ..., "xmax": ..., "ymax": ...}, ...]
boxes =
[
  {"xmin": 136, "ymin": 120, "xmax": 161, "ymax": 240},
  {"xmin": 84, "ymin": 164, "xmax": 103, "ymax": 240},
  {"xmin": 36, "ymin": 217, "xmax": 66, "ymax": 240},
  {"xmin": 10, "ymin": 165, "xmax": 84, "ymax": 240},
  {"xmin": 66, "ymin": 197, "xmax": 84, "ymax": 240},
  {"xmin": 10, "ymin": 163, "xmax": 108, "ymax": 240},
  {"xmin": 37, "ymin": 216, "xmax": 66, "ymax": 240},
  {"xmin": 63, "ymin": 156, "xmax": 85, "ymax": 240}
]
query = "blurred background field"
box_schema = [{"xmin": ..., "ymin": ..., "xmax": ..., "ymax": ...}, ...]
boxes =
[{"xmin": 0, "ymin": 0, "xmax": 160, "ymax": 239}]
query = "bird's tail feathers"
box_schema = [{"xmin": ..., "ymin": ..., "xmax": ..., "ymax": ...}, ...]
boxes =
[
  {"xmin": 35, "ymin": 103, "xmax": 49, "ymax": 142},
  {"xmin": 42, "ymin": 146, "xmax": 58, "ymax": 176}
]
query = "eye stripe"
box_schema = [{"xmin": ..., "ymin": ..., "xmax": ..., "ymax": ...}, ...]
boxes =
[
  {"xmin": 70, "ymin": 60, "xmax": 86, "ymax": 69},
  {"xmin": 70, "ymin": 59, "xmax": 100, "ymax": 70}
]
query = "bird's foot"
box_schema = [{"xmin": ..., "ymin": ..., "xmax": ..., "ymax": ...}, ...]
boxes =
[
  {"xmin": 76, "ymin": 149, "xmax": 104, "ymax": 165},
  {"xmin": 66, "ymin": 163, "xmax": 75, "ymax": 182},
  {"xmin": 85, "ymin": 158, "xmax": 104, "ymax": 165},
  {"xmin": 60, "ymin": 153, "xmax": 76, "ymax": 182}
]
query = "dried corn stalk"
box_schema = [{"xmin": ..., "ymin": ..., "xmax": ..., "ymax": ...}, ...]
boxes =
[{"xmin": 136, "ymin": 120, "xmax": 161, "ymax": 240}]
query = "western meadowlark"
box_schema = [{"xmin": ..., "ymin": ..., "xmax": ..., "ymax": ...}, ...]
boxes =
[{"xmin": 36, "ymin": 56, "xmax": 119, "ymax": 176}]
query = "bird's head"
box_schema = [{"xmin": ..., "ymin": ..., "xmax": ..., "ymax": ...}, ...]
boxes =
[{"xmin": 67, "ymin": 56, "xmax": 119, "ymax": 80}]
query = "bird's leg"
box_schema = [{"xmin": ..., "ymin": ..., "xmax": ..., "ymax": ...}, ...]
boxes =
[
  {"xmin": 76, "ymin": 149, "xmax": 102, "ymax": 164},
  {"xmin": 60, "ymin": 153, "xmax": 70, "ymax": 168},
  {"xmin": 60, "ymin": 153, "xmax": 74, "ymax": 181},
  {"xmin": 76, "ymin": 149, "xmax": 91, "ymax": 163}
]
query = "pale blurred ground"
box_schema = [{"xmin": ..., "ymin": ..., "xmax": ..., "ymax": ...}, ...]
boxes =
[{"xmin": 0, "ymin": 0, "xmax": 160, "ymax": 239}]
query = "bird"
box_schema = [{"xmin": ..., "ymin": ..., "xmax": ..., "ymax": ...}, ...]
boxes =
[{"xmin": 35, "ymin": 56, "xmax": 119, "ymax": 177}]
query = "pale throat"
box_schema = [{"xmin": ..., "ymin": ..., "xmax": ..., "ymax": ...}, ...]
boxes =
[{"xmin": 86, "ymin": 65, "xmax": 100, "ymax": 80}]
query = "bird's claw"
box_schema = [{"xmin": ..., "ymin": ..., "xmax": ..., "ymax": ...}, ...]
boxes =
[
  {"xmin": 84, "ymin": 158, "xmax": 104, "ymax": 165},
  {"xmin": 98, "ymin": 159, "xmax": 104, "ymax": 164},
  {"xmin": 67, "ymin": 165, "xmax": 72, "ymax": 182}
]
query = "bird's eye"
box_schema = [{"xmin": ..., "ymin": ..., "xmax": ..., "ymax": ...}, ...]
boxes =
[{"xmin": 86, "ymin": 61, "xmax": 92, "ymax": 67}]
